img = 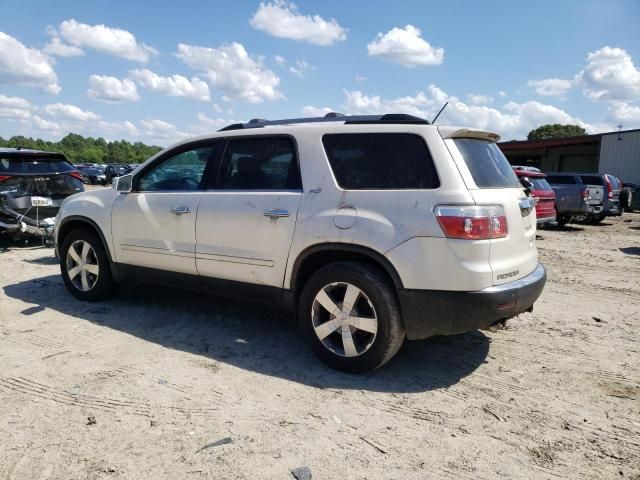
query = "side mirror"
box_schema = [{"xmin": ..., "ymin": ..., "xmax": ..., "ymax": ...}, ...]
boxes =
[{"xmin": 115, "ymin": 174, "xmax": 133, "ymax": 193}]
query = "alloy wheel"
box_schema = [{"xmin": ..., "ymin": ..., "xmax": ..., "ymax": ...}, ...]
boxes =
[
  {"xmin": 66, "ymin": 240, "xmax": 100, "ymax": 292},
  {"xmin": 311, "ymin": 282, "xmax": 378, "ymax": 357}
]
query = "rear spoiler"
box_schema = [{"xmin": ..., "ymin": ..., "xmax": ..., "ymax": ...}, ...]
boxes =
[{"xmin": 439, "ymin": 127, "xmax": 501, "ymax": 142}]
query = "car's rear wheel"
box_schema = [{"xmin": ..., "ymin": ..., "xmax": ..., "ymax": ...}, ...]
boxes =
[
  {"xmin": 298, "ymin": 262, "xmax": 405, "ymax": 373},
  {"xmin": 556, "ymin": 214, "xmax": 572, "ymax": 227},
  {"xmin": 60, "ymin": 228, "xmax": 115, "ymax": 301}
]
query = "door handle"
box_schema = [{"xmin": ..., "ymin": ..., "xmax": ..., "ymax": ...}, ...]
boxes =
[
  {"xmin": 170, "ymin": 206, "xmax": 191, "ymax": 215},
  {"xmin": 263, "ymin": 208, "xmax": 290, "ymax": 219}
]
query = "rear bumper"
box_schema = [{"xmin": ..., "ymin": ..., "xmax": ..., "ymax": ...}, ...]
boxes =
[
  {"xmin": 398, "ymin": 263, "xmax": 546, "ymax": 340},
  {"xmin": 536, "ymin": 215, "xmax": 556, "ymax": 225}
]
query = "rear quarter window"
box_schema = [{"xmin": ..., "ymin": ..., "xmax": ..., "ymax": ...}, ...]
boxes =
[
  {"xmin": 453, "ymin": 139, "xmax": 520, "ymax": 188},
  {"xmin": 322, "ymin": 133, "xmax": 439, "ymax": 190}
]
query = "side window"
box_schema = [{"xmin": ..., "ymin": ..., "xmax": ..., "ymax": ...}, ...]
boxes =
[
  {"xmin": 579, "ymin": 175, "xmax": 603, "ymax": 186},
  {"xmin": 218, "ymin": 137, "xmax": 301, "ymax": 190},
  {"xmin": 322, "ymin": 133, "xmax": 439, "ymax": 190},
  {"xmin": 137, "ymin": 146, "xmax": 215, "ymax": 192}
]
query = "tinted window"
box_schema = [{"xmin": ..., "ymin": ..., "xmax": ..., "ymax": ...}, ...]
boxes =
[
  {"xmin": 453, "ymin": 139, "xmax": 520, "ymax": 188},
  {"xmin": 322, "ymin": 133, "xmax": 439, "ymax": 190},
  {"xmin": 546, "ymin": 175, "xmax": 576, "ymax": 185},
  {"xmin": 218, "ymin": 137, "xmax": 301, "ymax": 190},
  {"xmin": 0, "ymin": 156, "xmax": 74, "ymax": 174},
  {"xmin": 579, "ymin": 175, "xmax": 604, "ymax": 186},
  {"xmin": 137, "ymin": 146, "xmax": 214, "ymax": 191},
  {"xmin": 529, "ymin": 178, "xmax": 553, "ymax": 191}
]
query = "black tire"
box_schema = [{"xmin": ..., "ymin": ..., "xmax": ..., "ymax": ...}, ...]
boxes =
[
  {"xmin": 60, "ymin": 227, "xmax": 116, "ymax": 301},
  {"xmin": 589, "ymin": 213, "xmax": 606, "ymax": 224},
  {"xmin": 556, "ymin": 214, "xmax": 572, "ymax": 227},
  {"xmin": 297, "ymin": 261, "xmax": 405, "ymax": 373}
]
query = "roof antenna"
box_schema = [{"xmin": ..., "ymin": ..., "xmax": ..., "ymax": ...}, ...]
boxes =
[{"xmin": 431, "ymin": 102, "xmax": 448, "ymax": 124}]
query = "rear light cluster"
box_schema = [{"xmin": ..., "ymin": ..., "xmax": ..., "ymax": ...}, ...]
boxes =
[
  {"xmin": 435, "ymin": 205, "xmax": 508, "ymax": 240},
  {"xmin": 69, "ymin": 171, "xmax": 83, "ymax": 181},
  {"xmin": 604, "ymin": 175, "xmax": 613, "ymax": 199},
  {"xmin": 581, "ymin": 188, "xmax": 591, "ymax": 200},
  {"xmin": 0, "ymin": 175, "xmax": 12, "ymax": 182}
]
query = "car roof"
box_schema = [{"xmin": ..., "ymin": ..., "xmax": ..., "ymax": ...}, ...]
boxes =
[{"xmin": 0, "ymin": 147, "xmax": 61, "ymax": 156}]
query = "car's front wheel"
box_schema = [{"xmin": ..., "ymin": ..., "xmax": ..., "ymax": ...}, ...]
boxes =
[
  {"xmin": 298, "ymin": 262, "xmax": 405, "ymax": 373},
  {"xmin": 60, "ymin": 228, "xmax": 116, "ymax": 301}
]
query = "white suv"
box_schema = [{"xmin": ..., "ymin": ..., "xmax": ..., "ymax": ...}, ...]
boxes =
[{"xmin": 54, "ymin": 114, "xmax": 546, "ymax": 372}]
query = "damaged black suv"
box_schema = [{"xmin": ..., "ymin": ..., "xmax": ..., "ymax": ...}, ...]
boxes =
[{"xmin": 0, "ymin": 148, "xmax": 84, "ymax": 240}]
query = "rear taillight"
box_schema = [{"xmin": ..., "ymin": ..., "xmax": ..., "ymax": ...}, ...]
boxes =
[
  {"xmin": 69, "ymin": 171, "xmax": 83, "ymax": 181},
  {"xmin": 0, "ymin": 175, "xmax": 12, "ymax": 182},
  {"xmin": 605, "ymin": 176, "xmax": 613, "ymax": 199},
  {"xmin": 581, "ymin": 188, "xmax": 591, "ymax": 200},
  {"xmin": 435, "ymin": 205, "xmax": 508, "ymax": 240}
]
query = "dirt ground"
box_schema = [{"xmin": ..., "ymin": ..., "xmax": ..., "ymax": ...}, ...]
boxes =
[{"xmin": 1, "ymin": 212, "xmax": 639, "ymax": 480}]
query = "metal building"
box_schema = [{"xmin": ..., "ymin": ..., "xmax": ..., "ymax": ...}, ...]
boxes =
[{"xmin": 498, "ymin": 128, "xmax": 640, "ymax": 183}]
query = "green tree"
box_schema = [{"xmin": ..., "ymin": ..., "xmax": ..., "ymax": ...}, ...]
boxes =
[{"xmin": 527, "ymin": 124, "xmax": 587, "ymax": 141}]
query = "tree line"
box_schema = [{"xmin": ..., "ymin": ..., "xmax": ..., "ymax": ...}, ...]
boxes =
[{"xmin": 0, "ymin": 133, "xmax": 163, "ymax": 164}]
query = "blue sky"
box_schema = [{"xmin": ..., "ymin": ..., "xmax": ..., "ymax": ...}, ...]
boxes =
[{"xmin": 1, "ymin": 0, "xmax": 639, "ymax": 145}]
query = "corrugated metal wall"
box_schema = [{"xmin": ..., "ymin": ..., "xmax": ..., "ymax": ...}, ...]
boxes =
[{"xmin": 599, "ymin": 130, "xmax": 640, "ymax": 183}]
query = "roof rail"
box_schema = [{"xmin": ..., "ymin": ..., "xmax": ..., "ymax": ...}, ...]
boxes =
[{"xmin": 217, "ymin": 113, "xmax": 429, "ymax": 131}]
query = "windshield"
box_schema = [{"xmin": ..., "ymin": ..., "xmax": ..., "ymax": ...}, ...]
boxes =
[
  {"xmin": 0, "ymin": 156, "xmax": 75, "ymax": 174},
  {"xmin": 453, "ymin": 139, "xmax": 520, "ymax": 188}
]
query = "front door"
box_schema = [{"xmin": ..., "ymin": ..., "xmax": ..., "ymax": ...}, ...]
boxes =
[
  {"xmin": 196, "ymin": 135, "xmax": 302, "ymax": 288},
  {"xmin": 111, "ymin": 143, "xmax": 217, "ymax": 275}
]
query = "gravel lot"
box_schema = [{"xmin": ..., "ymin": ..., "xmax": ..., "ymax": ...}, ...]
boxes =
[{"xmin": 1, "ymin": 212, "xmax": 639, "ymax": 479}]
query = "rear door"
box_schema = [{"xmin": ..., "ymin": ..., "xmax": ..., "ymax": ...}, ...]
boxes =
[
  {"xmin": 195, "ymin": 135, "xmax": 302, "ymax": 288},
  {"xmin": 446, "ymin": 138, "xmax": 537, "ymax": 285}
]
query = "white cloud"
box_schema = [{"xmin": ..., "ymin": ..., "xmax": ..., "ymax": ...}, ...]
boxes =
[
  {"xmin": 355, "ymin": 74, "xmax": 367, "ymax": 83},
  {"xmin": 274, "ymin": 55, "xmax": 286, "ymax": 65},
  {"xmin": 527, "ymin": 78, "xmax": 573, "ymax": 98},
  {"xmin": 43, "ymin": 103, "xmax": 101, "ymax": 122},
  {"xmin": 367, "ymin": 25, "xmax": 444, "ymax": 67},
  {"xmin": 87, "ymin": 75, "xmax": 140, "ymax": 103},
  {"xmin": 467, "ymin": 94, "xmax": 494, "ymax": 106},
  {"xmin": 310, "ymin": 85, "xmax": 609, "ymax": 140},
  {"xmin": 176, "ymin": 42, "xmax": 283, "ymax": 103},
  {"xmin": 608, "ymin": 101, "xmax": 640, "ymax": 125},
  {"xmin": 250, "ymin": 1, "xmax": 346, "ymax": 46},
  {"xmin": 576, "ymin": 46, "xmax": 640, "ymax": 101},
  {"xmin": 140, "ymin": 118, "xmax": 188, "ymax": 142},
  {"xmin": 55, "ymin": 19, "xmax": 157, "ymax": 62},
  {"xmin": 43, "ymin": 36, "xmax": 84, "ymax": 57},
  {"xmin": 32, "ymin": 114, "xmax": 61, "ymax": 132},
  {"xmin": 190, "ymin": 112, "xmax": 242, "ymax": 134},
  {"xmin": 498, "ymin": 90, "xmax": 507, "ymax": 98},
  {"xmin": 301, "ymin": 105, "xmax": 335, "ymax": 117},
  {"xmin": 289, "ymin": 59, "xmax": 313, "ymax": 78},
  {"xmin": 130, "ymin": 69, "xmax": 210, "ymax": 101},
  {"xmin": 344, "ymin": 89, "xmax": 434, "ymax": 117},
  {"xmin": 0, "ymin": 32, "xmax": 61, "ymax": 94},
  {"xmin": 0, "ymin": 94, "xmax": 33, "ymax": 110}
]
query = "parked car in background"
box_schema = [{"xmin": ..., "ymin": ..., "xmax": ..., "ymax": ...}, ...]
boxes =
[
  {"xmin": 0, "ymin": 148, "xmax": 84, "ymax": 239},
  {"xmin": 512, "ymin": 166, "xmax": 556, "ymax": 227},
  {"xmin": 621, "ymin": 182, "xmax": 639, "ymax": 211},
  {"xmin": 546, "ymin": 172, "xmax": 604, "ymax": 226},
  {"xmin": 105, "ymin": 164, "xmax": 134, "ymax": 184},
  {"xmin": 54, "ymin": 113, "xmax": 546, "ymax": 372},
  {"xmin": 574, "ymin": 173, "xmax": 622, "ymax": 222},
  {"xmin": 80, "ymin": 166, "xmax": 107, "ymax": 185}
]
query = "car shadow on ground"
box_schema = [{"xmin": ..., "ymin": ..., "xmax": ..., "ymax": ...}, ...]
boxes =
[
  {"xmin": 544, "ymin": 225, "xmax": 584, "ymax": 232},
  {"xmin": 4, "ymin": 272, "xmax": 491, "ymax": 394},
  {"xmin": 620, "ymin": 247, "xmax": 640, "ymax": 256}
]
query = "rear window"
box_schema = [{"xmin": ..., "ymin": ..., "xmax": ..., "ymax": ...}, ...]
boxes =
[
  {"xmin": 453, "ymin": 139, "xmax": 520, "ymax": 188},
  {"xmin": 529, "ymin": 177, "xmax": 553, "ymax": 191},
  {"xmin": 579, "ymin": 175, "xmax": 604, "ymax": 186},
  {"xmin": 0, "ymin": 156, "xmax": 75, "ymax": 174},
  {"xmin": 322, "ymin": 133, "xmax": 439, "ymax": 190},
  {"xmin": 546, "ymin": 175, "xmax": 576, "ymax": 185}
]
